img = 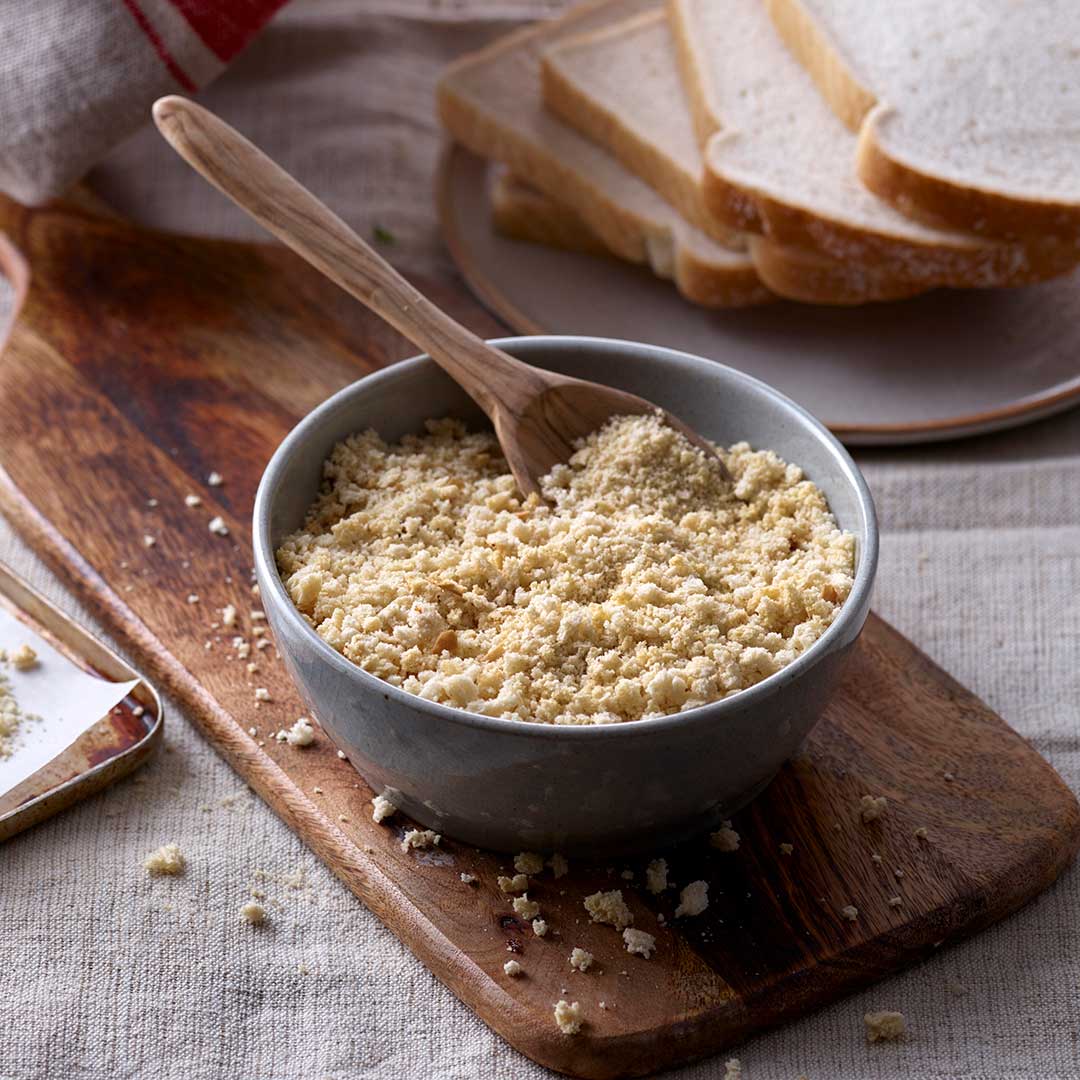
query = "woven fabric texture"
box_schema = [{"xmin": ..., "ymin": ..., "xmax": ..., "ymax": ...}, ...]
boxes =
[{"xmin": 3, "ymin": 2, "xmax": 1080, "ymax": 1078}]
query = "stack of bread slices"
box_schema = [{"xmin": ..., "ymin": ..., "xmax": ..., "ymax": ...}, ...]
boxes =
[{"xmin": 437, "ymin": 0, "xmax": 1080, "ymax": 306}]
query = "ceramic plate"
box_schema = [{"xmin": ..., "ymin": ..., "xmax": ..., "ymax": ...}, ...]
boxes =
[{"xmin": 437, "ymin": 145, "xmax": 1080, "ymax": 445}]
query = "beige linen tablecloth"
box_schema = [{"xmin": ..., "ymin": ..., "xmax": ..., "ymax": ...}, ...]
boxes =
[{"xmin": 3, "ymin": 2, "xmax": 1080, "ymax": 1077}]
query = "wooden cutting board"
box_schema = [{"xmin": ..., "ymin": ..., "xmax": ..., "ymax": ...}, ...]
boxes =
[{"xmin": 1, "ymin": 194, "xmax": 1076, "ymax": 1080}]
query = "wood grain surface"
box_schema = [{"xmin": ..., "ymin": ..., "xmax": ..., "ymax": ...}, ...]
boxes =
[{"xmin": 0, "ymin": 194, "xmax": 1077, "ymax": 1079}]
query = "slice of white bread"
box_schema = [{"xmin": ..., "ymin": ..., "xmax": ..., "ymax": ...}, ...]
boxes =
[
  {"xmin": 437, "ymin": 0, "xmax": 769, "ymax": 309},
  {"xmin": 492, "ymin": 169, "xmax": 928, "ymax": 305},
  {"xmin": 767, "ymin": 0, "xmax": 1080, "ymax": 241},
  {"xmin": 666, "ymin": 0, "xmax": 1076, "ymax": 285}
]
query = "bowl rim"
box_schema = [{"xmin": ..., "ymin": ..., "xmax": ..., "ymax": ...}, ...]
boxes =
[{"xmin": 253, "ymin": 335, "xmax": 878, "ymax": 742}]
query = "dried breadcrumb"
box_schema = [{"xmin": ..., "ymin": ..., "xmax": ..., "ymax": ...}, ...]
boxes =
[
  {"xmin": 0, "ymin": 668, "xmax": 39, "ymax": 760},
  {"xmin": 11, "ymin": 644, "xmax": 37, "ymax": 672},
  {"xmin": 514, "ymin": 852, "xmax": 545, "ymax": 875},
  {"xmin": 645, "ymin": 858, "xmax": 668, "ymax": 894},
  {"xmin": 239, "ymin": 901, "xmax": 266, "ymax": 925},
  {"xmin": 276, "ymin": 416, "xmax": 854, "ymax": 725},
  {"xmin": 144, "ymin": 843, "xmax": 185, "ymax": 876},
  {"xmin": 503, "ymin": 960, "xmax": 522, "ymax": 977},
  {"xmin": 498, "ymin": 874, "xmax": 529, "ymax": 894},
  {"xmin": 208, "ymin": 516, "xmax": 229, "ymax": 536},
  {"xmin": 860, "ymin": 795, "xmax": 888, "ymax": 822},
  {"xmin": 623, "ymin": 927, "xmax": 656, "ymax": 958},
  {"xmin": 512, "ymin": 894, "xmax": 540, "ymax": 921},
  {"xmin": 460, "ymin": 873, "xmax": 477, "ymax": 885},
  {"xmin": 569, "ymin": 947, "xmax": 594, "ymax": 972},
  {"xmin": 864, "ymin": 1011, "xmax": 906, "ymax": 1042},
  {"xmin": 710, "ymin": 823, "xmax": 740, "ymax": 851},
  {"xmin": 401, "ymin": 828, "xmax": 440, "ymax": 853},
  {"xmin": 675, "ymin": 881, "xmax": 709, "ymax": 918},
  {"xmin": 554, "ymin": 1000, "xmax": 583, "ymax": 1035},
  {"xmin": 532, "ymin": 918, "xmax": 548, "ymax": 937},
  {"xmin": 281, "ymin": 718, "xmax": 315, "ymax": 746},
  {"xmin": 372, "ymin": 794, "xmax": 396, "ymax": 823},
  {"xmin": 584, "ymin": 889, "xmax": 633, "ymax": 931},
  {"xmin": 780, "ymin": 843, "xmax": 794, "ymax": 855},
  {"xmin": 724, "ymin": 1060, "xmax": 742, "ymax": 1080},
  {"xmin": 841, "ymin": 904, "xmax": 859, "ymax": 921}
]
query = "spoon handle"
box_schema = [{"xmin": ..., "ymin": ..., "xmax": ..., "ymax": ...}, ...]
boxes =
[{"xmin": 152, "ymin": 95, "xmax": 541, "ymax": 417}]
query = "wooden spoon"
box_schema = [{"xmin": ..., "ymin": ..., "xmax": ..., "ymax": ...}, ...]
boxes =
[{"xmin": 152, "ymin": 96, "xmax": 727, "ymax": 495}]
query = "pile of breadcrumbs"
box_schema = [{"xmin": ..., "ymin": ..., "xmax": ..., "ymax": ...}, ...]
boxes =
[{"xmin": 276, "ymin": 414, "xmax": 854, "ymax": 724}]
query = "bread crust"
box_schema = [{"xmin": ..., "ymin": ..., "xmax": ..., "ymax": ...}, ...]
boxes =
[
  {"xmin": 672, "ymin": 0, "xmax": 1079, "ymax": 285},
  {"xmin": 494, "ymin": 172, "xmax": 926, "ymax": 305},
  {"xmin": 768, "ymin": 0, "xmax": 1080, "ymax": 243}
]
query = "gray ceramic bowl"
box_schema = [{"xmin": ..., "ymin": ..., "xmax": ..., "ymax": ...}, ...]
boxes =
[{"xmin": 253, "ymin": 336, "xmax": 877, "ymax": 856}]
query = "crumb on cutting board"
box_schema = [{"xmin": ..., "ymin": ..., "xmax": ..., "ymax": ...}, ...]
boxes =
[
  {"xmin": 514, "ymin": 852, "xmax": 544, "ymax": 875},
  {"xmin": 554, "ymin": 1000, "xmax": 583, "ymax": 1035},
  {"xmin": 512, "ymin": 894, "xmax": 540, "ymax": 921},
  {"xmin": 372, "ymin": 794, "xmax": 396, "ymax": 823},
  {"xmin": 675, "ymin": 881, "xmax": 709, "ymax": 918},
  {"xmin": 569, "ymin": 947, "xmax": 593, "ymax": 972},
  {"xmin": 623, "ymin": 927, "xmax": 657, "ymax": 958},
  {"xmin": 401, "ymin": 828, "xmax": 440, "ymax": 854},
  {"xmin": 497, "ymin": 873, "xmax": 529, "ymax": 894},
  {"xmin": 584, "ymin": 889, "xmax": 633, "ymax": 930},
  {"xmin": 645, "ymin": 858, "xmax": 668, "ymax": 894},
  {"xmin": 710, "ymin": 822, "xmax": 740, "ymax": 851},
  {"xmin": 503, "ymin": 960, "xmax": 523, "ymax": 977},
  {"xmin": 860, "ymin": 795, "xmax": 888, "ymax": 822}
]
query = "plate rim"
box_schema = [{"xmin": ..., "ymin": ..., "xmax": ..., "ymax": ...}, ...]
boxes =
[{"xmin": 435, "ymin": 142, "xmax": 1080, "ymax": 446}]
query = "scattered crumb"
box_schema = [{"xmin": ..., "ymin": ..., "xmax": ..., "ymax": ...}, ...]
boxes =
[
  {"xmin": 498, "ymin": 873, "xmax": 529, "ymax": 894},
  {"xmin": 569, "ymin": 947, "xmax": 593, "ymax": 972},
  {"xmin": 146, "ymin": 498, "xmax": 158, "ymax": 508},
  {"xmin": 312, "ymin": 786, "xmax": 323, "ymax": 795},
  {"xmin": 132, "ymin": 705, "xmax": 145, "ymax": 718},
  {"xmin": 860, "ymin": 795, "xmax": 888, "ymax": 822},
  {"xmin": 143, "ymin": 535, "xmax": 156, "ymax": 548},
  {"xmin": 372, "ymin": 794, "xmax": 396, "ymax": 823},
  {"xmin": 460, "ymin": 873, "xmax": 477, "ymax": 885},
  {"xmin": 209, "ymin": 516, "xmax": 229, "ymax": 536},
  {"xmin": 144, "ymin": 843, "xmax": 185, "ymax": 876},
  {"xmin": 337, "ymin": 815, "xmax": 349, "ymax": 823},
  {"xmin": 894, "ymin": 867, "xmax": 905, "ymax": 879},
  {"xmin": 247, "ymin": 726, "xmax": 257, "ymax": 736},
  {"xmin": 840, "ymin": 904, "xmax": 859, "ymax": 921},
  {"xmin": 239, "ymin": 901, "xmax": 266, "ymax": 925},
  {"xmin": 532, "ymin": 918, "xmax": 548, "ymax": 937},
  {"xmin": 401, "ymin": 828, "xmax": 440, "ymax": 853},
  {"xmin": 584, "ymin": 889, "xmax": 633, "ymax": 930},
  {"xmin": 184, "ymin": 494, "xmax": 202, "ymax": 507},
  {"xmin": 724, "ymin": 1060, "xmax": 742, "ymax": 1080},
  {"xmin": 554, "ymin": 1000, "xmax": 583, "ymax": 1035},
  {"xmin": 512, "ymin": 894, "xmax": 540, "ymax": 921},
  {"xmin": 645, "ymin": 858, "xmax": 668, "ymax": 894},
  {"xmin": 914, "ymin": 826, "xmax": 929, "ymax": 840},
  {"xmin": 186, "ymin": 594, "xmax": 199, "ymax": 605},
  {"xmin": 780, "ymin": 843, "xmax": 794, "ymax": 855},
  {"xmin": 503, "ymin": 960, "xmax": 523, "ymax": 977},
  {"xmin": 944, "ymin": 771, "xmax": 955, "ymax": 782},
  {"xmin": 254, "ymin": 688, "xmax": 270, "ymax": 702},
  {"xmin": 548, "ymin": 853, "xmax": 569, "ymax": 878},
  {"xmin": 864, "ymin": 1010, "xmax": 906, "ymax": 1042},
  {"xmin": 221, "ymin": 604, "xmax": 237, "ymax": 627},
  {"xmin": 208, "ymin": 471, "xmax": 224, "ymax": 486},
  {"xmin": 11, "ymin": 644, "xmax": 38, "ymax": 672},
  {"xmin": 623, "ymin": 927, "xmax": 656, "ymax": 958},
  {"xmin": 710, "ymin": 822, "xmax": 740, "ymax": 852},
  {"xmin": 337, "ymin": 749, "xmax": 346, "ymax": 759},
  {"xmin": 251, "ymin": 610, "xmax": 266, "ymax": 622},
  {"xmin": 620, "ymin": 869, "xmax": 634, "ymax": 881},
  {"xmin": 871, "ymin": 853, "xmax": 883, "ymax": 864},
  {"xmin": 282, "ymin": 718, "xmax": 315, "ymax": 746},
  {"xmin": 888, "ymin": 896, "xmax": 903, "ymax": 908},
  {"xmin": 675, "ymin": 881, "xmax": 709, "ymax": 919},
  {"xmin": 514, "ymin": 852, "xmax": 544, "ymax": 875}
]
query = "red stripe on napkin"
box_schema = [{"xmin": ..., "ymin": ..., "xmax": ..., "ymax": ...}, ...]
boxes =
[
  {"xmin": 120, "ymin": 0, "xmax": 197, "ymax": 91},
  {"xmin": 165, "ymin": 0, "xmax": 290, "ymax": 61}
]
